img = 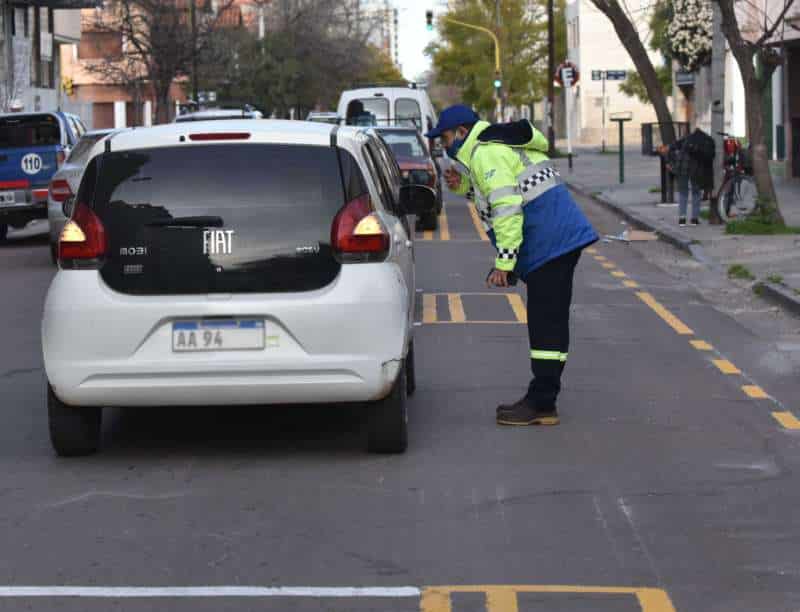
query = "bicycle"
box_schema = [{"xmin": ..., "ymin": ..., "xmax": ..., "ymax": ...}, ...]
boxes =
[{"xmin": 715, "ymin": 132, "xmax": 757, "ymax": 222}]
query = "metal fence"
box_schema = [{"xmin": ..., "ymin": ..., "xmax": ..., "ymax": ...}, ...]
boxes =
[{"xmin": 641, "ymin": 122, "xmax": 690, "ymax": 156}]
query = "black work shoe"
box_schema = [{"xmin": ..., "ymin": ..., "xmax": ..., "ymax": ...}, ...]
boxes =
[
  {"xmin": 496, "ymin": 395, "xmax": 528, "ymax": 416},
  {"xmin": 678, "ymin": 217, "xmax": 687, "ymax": 227},
  {"xmin": 496, "ymin": 398, "xmax": 559, "ymax": 426}
]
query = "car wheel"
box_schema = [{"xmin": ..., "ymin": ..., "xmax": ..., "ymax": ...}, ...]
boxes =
[
  {"xmin": 367, "ymin": 364, "xmax": 408, "ymax": 454},
  {"xmin": 47, "ymin": 384, "xmax": 101, "ymax": 457},
  {"xmin": 0, "ymin": 223, "xmax": 7, "ymax": 242},
  {"xmin": 406, "ymin": 341, "xmax": 416, "ymax": 397}
]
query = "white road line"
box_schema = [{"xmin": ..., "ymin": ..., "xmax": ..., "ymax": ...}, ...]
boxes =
[{"xmin": 0, "ymin": 586, "xmax": 422, "ymax": 598}]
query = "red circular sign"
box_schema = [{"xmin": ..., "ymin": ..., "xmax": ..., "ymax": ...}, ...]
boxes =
[{"xmin": 555, "ymin": 61, "xmax": 580, "ymax": 87}]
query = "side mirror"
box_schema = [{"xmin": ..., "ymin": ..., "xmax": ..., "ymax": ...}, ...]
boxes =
[
  {"xmin": 62, "ymin": 196, "xmax": 75, "ymax": 218},
  {"xmin": 399, "ymin": 184, "xmax": 437, "ymax": 217}
]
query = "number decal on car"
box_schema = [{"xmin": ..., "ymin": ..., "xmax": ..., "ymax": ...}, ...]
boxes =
[{"xmin": 21, "ymin": 153, "xmax": 43, "ymax": 175}]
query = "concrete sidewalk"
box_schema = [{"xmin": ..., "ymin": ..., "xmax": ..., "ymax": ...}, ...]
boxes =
[{"xmin": 555, "ymin": 148, "xmax": 800, "ymax": 316}]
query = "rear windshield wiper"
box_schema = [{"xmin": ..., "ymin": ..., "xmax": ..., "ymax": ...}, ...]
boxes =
[{"xmin": 146, "ymin": 215, "xmax": 223, "ymax": 228}]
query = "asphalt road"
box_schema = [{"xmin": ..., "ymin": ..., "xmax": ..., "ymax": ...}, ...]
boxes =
[{"xmin": 1, "ymin": 190, "xmax": 800, "ymax": 612}]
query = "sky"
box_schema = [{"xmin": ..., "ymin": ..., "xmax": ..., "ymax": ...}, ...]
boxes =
[{"xmin": 395, "ymin": 0, "xmax": 439, "ymax": 81}]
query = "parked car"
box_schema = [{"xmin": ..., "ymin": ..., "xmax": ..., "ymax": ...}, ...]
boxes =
[
  {"xmin": 175, "ymin": 108, "xmax": 263, "ymax": 122},
  {"xmin": 0, "ymin": 111, "xmax": 86, "ymax": 241},
  {"xmin": 373, "ymin": 126, "xmax": 443, "ymax": 231},
  {"xmin": 44, "ymin": 120, "xmax": 435, "ymax": 456},
  {"xmin": 47, "ymin": 129, "xmax": 119, "ymax": 263},
  {"xmin": 306, "ymin": 111, "xmax": 340, "ymax": 124},
  {"xmin": 337, "ymin": 83, "xmax": 438, "ymax": 146}
]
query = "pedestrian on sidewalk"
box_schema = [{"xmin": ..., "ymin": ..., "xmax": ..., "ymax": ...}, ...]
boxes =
[
  {"xmin": 665, "ymin": 129, "xmax": 715, "ymax": 227},
  {"xmin": 427, "ymin": 105, "xmax": 599, "ymax": 426}
]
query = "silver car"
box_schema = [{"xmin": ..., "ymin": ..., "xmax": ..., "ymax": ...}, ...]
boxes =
[
  {"xmin": 47, "ymin": 129, "xmax": 117, "ymax": 263},
  {"xmin": 43, "ymin": 120, "xmax": 435, "ymax": 456}
]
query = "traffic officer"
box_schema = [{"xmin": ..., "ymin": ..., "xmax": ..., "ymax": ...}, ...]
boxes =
[{"xmin": 426, "ymin": 105, "xmax": 598, "ymax": 426}]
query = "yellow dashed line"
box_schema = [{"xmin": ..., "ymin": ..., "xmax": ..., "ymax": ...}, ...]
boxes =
[
  {"xmin": 467, "ymin": 202, "xmax": 489, "ymax": 241},
  {"xmin": 594, "ymin": 255, "xmax": 607, "ymax": 261},
  {"xmin": 773, "ymin": 411, "xmax": 800, "ymax": 429},
  {"xmin": 447, "ymin": 293, "xmax": 466, "ymax": 323},
  {"xmin": 586, "ymin": 247, "xmax": 597, "ymax": 254},
  {"xmin": 506, "ymin": 294, "xmax": 527, "ymax": 323},
  {"xmin": 602, "ymin": 262, "xmax": 616, "ymax": 269},
  {"xmin": 712, "ymin": 359, "xmax": 741, "ymax": 375},
  {"xmin": 635, "ymin": 291, "xmax": 693, "ymax": 335},
  {"xmin": 611, "ymin": 270, "xmax": 627, "ymax": 278},
  {"xmin": 439, "ymin": 205, "xmax": 450, "ymax": 241},
  {"xmin": 742, "ymin": 385, "xmax": 769, "ymax": 399},
  {"xmin": 690, "ymin": 340, "xmax": 713, "ymax": 351},
  {"xmin": 422, "ymin": 294, "xmax": 437, "ymax": 324},
  {"xmin": 623, "ymin": 280, "xmax": 640, "ymax": 288}
]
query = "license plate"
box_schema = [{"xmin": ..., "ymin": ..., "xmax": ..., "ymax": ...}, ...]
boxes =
[
  {"xmin": 172, "ymin": 319, "xmax": 265, "ymax": 352},
  {"xmin": 0, "ymin": 191, "xmax": 15, "ymax": 206}
]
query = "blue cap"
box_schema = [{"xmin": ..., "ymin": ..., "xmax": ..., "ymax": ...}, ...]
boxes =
[{"xmin": 425, "ymin": 104, "xmax": 480, "ymax": 139}]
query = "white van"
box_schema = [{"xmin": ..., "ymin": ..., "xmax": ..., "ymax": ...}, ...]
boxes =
[{"xmin": 337, "ymin": 84, "xmax": 438, "ymax": 141}]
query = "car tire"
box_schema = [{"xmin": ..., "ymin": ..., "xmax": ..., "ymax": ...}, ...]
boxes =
[
  {"xmin": 406, "ymin": 341, "xmax": 416, "ymax": 397},
  {"xmin": 0, "ymin": 223, "xmax": 7, "ymax": 242},
  {"xmin": 367, "ymin": 364, "xmax": 408, "ymax": 454},
  {"xmin": 47, "ymin": 384, "xmax": 101, "ymax": 457}
]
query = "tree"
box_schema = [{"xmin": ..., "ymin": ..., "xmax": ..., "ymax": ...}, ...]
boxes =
[
  {"xmin": 87, "ymin": 0, "xmax": 236, "ymax": 123},
  {"xmin": 618, "ymin": 1, "xmax": 672, "ymax": 104},
  {"xmin": 589, "ymin": 0, "xmax": 676, "ymax": 145},
  {"xmin": 426, "ymin": 0, "xmax": 566, "ymax": 115},
  {"xmin": 714, "ymin": 0, "xmax": 794, "ymax": 224}
]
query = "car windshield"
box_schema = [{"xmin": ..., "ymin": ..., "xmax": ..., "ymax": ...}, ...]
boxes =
[
  {"xmin": 378, "ymin": 131, "xmax": 427, "ymax": 158},
  {"xmin": 0, "ymin": 114, "xmax": 61, "ymax": 148}
]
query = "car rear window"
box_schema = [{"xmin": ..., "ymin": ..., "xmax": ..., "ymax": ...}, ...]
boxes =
[
  {"xmin": 66, "ymin": 133, "xmax": 106, "ymax": 165},
  {"xmin": 395, "ymin": 99, "xmax": 421, "ymax": 128},
  {"xmin": 90, "ymin": 143, "xmax": 363, "ymax": 295},
  {"xmin": 0, "ymin": 114, "xmax": 62, "ymax": 148},
  {"xmin": 378, "ymin": 130, "xmax": 426, "ymax": 157}
]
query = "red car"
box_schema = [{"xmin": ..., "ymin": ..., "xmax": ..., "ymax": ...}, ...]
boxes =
[{"xmin": 375, "ymin": 127, "xmax": 443, "ymax": 231}]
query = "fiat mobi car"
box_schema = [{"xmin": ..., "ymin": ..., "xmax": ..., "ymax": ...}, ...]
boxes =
[{"xmin": 42, "ymin": 120, "xmax": 435, "ymax": 456}]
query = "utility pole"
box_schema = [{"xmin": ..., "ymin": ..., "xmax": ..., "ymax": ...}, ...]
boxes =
[
  {"xmin": 495, "ymin": 0, "xmax": 502, "ymax": 121},
  {"xmin": 547, "ymin": 0, "xmax": 555, "ymax": 153},
  {"xmin": 190, "ymin": 0, "xmax": 199, "ymax": 104},
  {"xmin": 709, "ymin": 3, "xmax": 725, "ymax": 224}
]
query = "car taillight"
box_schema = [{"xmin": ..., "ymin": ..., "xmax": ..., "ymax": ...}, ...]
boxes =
[
  {"xmin": 58, "ymin": 203, "xmax": 108, "ymax": 264},
  {"xmin": 57, "ymin": 151, "xmax": 66, "ymax": 167},
  {"xmin": 331, "ymin": 193, "xmax": 390, "ymax": 258},
  {"xmin": 49, "ymin": 178, "xmax": 72, "ymax": 203}
]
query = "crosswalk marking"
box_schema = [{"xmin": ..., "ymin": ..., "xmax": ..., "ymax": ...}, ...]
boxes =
[
  {"xmin": 423, "ymin": 294, "xmax": 437, "ymax": 324},
  {"xmin": 447, "ymin": 293, "xmax": 466, "ymax": 322},
  {"xmin": 420, "ymin": 293, "xmax": 527, "ymax": 324}
]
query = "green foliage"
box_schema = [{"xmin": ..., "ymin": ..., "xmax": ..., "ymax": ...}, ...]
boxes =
[
  {"xmin": 618, "ymin": 65, "xmax": 672, "ymax": 104},
  {"xmin": 618, "ymin": 1, "xmax": 672, "ymax": 104},
  {"xmin": 725, "ymin": 219, "xmax": 800, "ymax": 235},
  {"xmin": 426, "ymin": 0, "xmax": 566, "ymax": 114},
  {"xmin": 766, "ymin": 274, "xmax": 784, "ymax": 284},
  {"xmin": 728, "ymin": 264, "xmax": 755, "ymax": 280}
]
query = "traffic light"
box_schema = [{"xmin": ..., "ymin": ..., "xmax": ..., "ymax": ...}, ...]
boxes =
[
  {"xmin": 425, "ymin": 10, "xmax": 433, "ymax": 31},
  {"xmin": 62, "ymin": 77, "xmax": 73, "ymax": 97},
  {"xmin": 493, "ymin": 78, "xmax": 502, "ymax": 89}
]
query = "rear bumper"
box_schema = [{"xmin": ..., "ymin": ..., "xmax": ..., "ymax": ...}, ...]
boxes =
[{"xmin": 42, "ymin": 265, "xmax": 412, "ymax": 407}]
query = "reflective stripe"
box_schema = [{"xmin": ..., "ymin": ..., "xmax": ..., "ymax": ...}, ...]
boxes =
[
  {"xmin": 519, "ymin": 160, "xmax": 556, "ymax": 182},
  {"xmin": 530, "ymin": 350, "xmax": 568, "ymax": 361},
  {"xmin": 492, "ymin": 204, "xmax": 523, "ymax": 218},
  {"xmin": 515, "ymin": 148, "xmax": 533, "ymax": 167},
  {"xmin": 488, "ymin": 185, "xmax": 519, "ymax": 205}
]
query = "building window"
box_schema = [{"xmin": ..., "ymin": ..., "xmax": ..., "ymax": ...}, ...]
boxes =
[{"xmin": 12, "ymin": 6, "xmax": 28, "ymax": 37}]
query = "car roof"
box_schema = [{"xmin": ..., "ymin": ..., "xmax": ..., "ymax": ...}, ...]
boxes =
[
  {"xmin": 88, "ymin": 120, "xmax": 367, "ymax": 158},
  {"xmin": 176, "ymin": 109, "xmax": 261, "ymax": 121},
  {"xmin": 0, "ymin": 111, "xmax": 61, "ymax": 120}
]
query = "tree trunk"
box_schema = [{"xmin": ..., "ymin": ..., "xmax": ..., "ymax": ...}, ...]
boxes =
[
  {"xmin": 155, "ymin": 85, "xmax": 171, "ymax": 125},
  {"xmin": 590, "ymin": 0, "xmax": 676, "ymax": 145}
]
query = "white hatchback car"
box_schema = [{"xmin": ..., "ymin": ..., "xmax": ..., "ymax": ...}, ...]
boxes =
[{"xmin": 42, "ymin": 120, "xmax": 435, "ymax": 456}]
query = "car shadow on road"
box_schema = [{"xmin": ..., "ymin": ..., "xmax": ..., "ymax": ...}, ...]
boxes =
[
  {"xmin": 100, "ymin": 403, "xmax": 374, "ymax": 459},
  {"xmin": 0, "ymin": 234, "xmax": 48, "ymax": 248}
]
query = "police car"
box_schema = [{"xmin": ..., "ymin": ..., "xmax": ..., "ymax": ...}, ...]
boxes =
[
  {"xmin": 0, "ymin": 111, "xmax": 86, "ymax": 241},
  {"xmin": 43, "ymin": 120, "xmax": 435, "ymax": 456}
]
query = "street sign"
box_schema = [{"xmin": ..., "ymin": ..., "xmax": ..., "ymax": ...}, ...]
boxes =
[
  {"xmin": 606, "ymin": 70, "xmax": 627, "ymax": 81},
  {"xmin": 610, "ymin": 111, "xmax": 633, "ymax": 121},
  {"xmin": 555, "ymin": 61, "xmax": 579, "ymax": 87},
  {"xmin": 675, "ymin": 71, "xmax": 695, "ymax": 86},
  {"xmin": 592, "ymin": 70, "xmax": 604, "ymax": 81}
]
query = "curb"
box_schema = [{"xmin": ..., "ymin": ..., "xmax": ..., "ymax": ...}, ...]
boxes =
[
  {"xmin": 566, "ymin": 182, "xmax": 693, "ymax": 254},
  {"xmin": 754, "ymin": 281, "xmax": 800, "ymax": 318}
]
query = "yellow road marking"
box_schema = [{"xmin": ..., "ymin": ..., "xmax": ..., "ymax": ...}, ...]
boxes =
[
  {"xmin": 439, "ymin": 204, "xmax": 450, "ymax": 241},
  {"xmin": 623, "ymin": 280, "xmax": 640, "ymax": 288},
  {"xmin": 422, "ymin": 294, "xmax": 437, "ymax": 324},
  {"xmin": 420, "ymin": 585, "xmax": 676, "ymax": 612},
  {"xmin": 586, "ymin": 247, "xmax": 597, "ymax": 254},
  {"xmin": 506, "ymin": 294, "xmax": 527, "ymax": 323},
  {"xmin": 712, "ymin": 359, "xmax": 741, "ymax": 375},
  {"xmin": 594, "ymin": 255, "xmax": 607, "ymax": 261},
  {"xmin": 466, "ymin": 202, "xmax": 489, "ymax": 241},
  {"xmin": 447, "ymin": 293, "xmax": 466, "ymax": 323},
  {"xmin": 425, "ymin": 320, "xmax": 525, "ymax": 325},
  {"xmin": 602, "ymin": 262, "xmax": 616, "ymax": 269},
  {"xmin": 742, "ymin": 385, "xmax": 769, "ymax": 399},
  {"xmin": 690, "ymin": 340, "xmax": 713, "ymax": 351},
  {"xmin": 773, "ymin": 411, "xmax": 800, "ymax": 429},
  {"xmin": 611, "ymin": 270, "xmax": 627, "ymax": 278},
  {"xmin": 636, "ymin": 291, "xmax": 693, "ymax": 335}
]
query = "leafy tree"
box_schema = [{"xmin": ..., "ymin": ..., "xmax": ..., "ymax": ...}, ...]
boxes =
[
  {"xmin": 618, "ymin": 1, "xmax": 672, "ymax": 104},
  {"xmin": 426, "ymin": 0, "xmax": 566, "ymax": 115}
]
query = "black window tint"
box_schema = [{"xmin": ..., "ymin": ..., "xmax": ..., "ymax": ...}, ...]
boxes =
[
  {"xmin": 338, "ymin": 147, "xmax": 369, "ymax": 201},
  {"xmin": 0, "ymin": 114, "xmax": 62, "ymax": 148},
  {"xmin": 93, "ymin": 144, "xmax": 353, "ymax": 295},
  {"xmin": 365, "ymin": 142, "xmax": 397, "ymax": 214},
  {"xmin": 373, "ymin": 138, "xmax": 402, "ymax": 190},
  {"xmin": 77, "ymin": 157, "xmax": 98, "ymax": 205}
]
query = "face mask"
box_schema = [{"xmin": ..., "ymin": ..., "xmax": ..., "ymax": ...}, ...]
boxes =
[{"xmin": 446, "ymin": 136, "xmax": 465, "ymax": 159}]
